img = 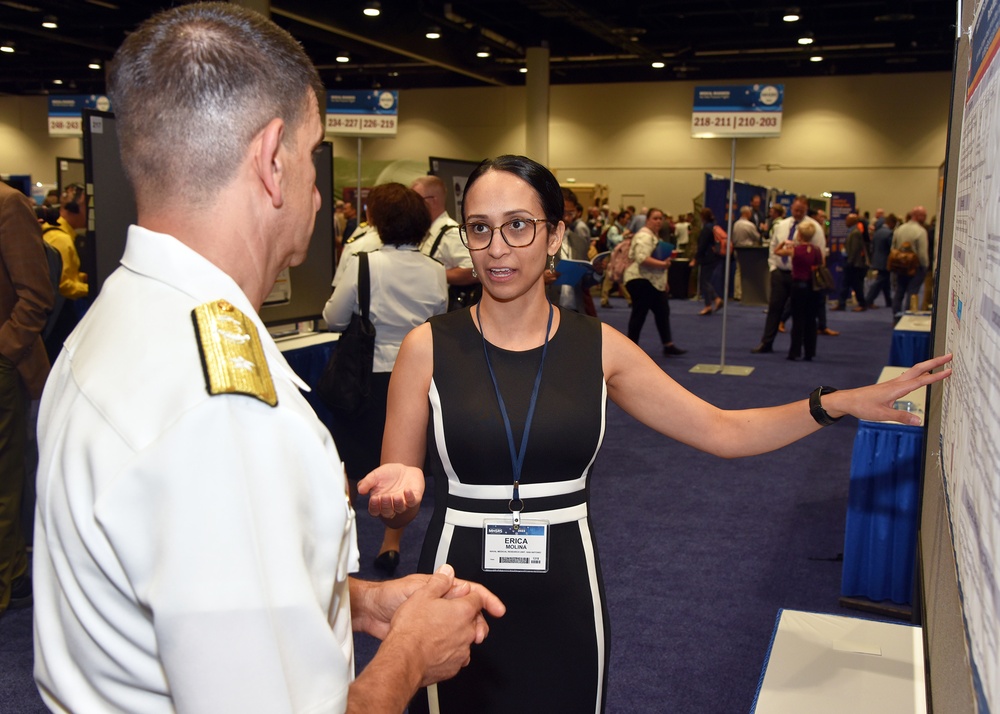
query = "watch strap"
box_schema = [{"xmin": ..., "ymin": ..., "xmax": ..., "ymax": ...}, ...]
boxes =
[{"xmin": 809, "ymin": 386, "xmax": 842, "ymax": 427}]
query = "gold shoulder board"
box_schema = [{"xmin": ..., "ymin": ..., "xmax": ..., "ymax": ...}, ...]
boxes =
[
  {"xmin": 344, "ymin": 228, "xmax": 367, "ymax": 245},
  {"xmin": 192, "ymin": 300, "xmax": 277, "ymax": 407}
]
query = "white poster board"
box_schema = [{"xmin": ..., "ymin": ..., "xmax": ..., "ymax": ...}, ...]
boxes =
[{"xmin": 940, "ymin": 0, "xmax": 1000, "ymax": 709}]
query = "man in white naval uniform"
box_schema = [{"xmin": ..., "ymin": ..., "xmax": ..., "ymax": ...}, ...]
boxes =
[
  {"xmin": 412, "ymin": 175, "xmax": 480, "ymax": 311},
  {"xmin": 32, "ymin": 4, "xmax": 503, "ymax": 713}
]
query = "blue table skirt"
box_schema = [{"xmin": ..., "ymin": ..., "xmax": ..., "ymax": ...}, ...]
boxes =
[
  {"xmin": 841, "ymin": 420, "xmax": 924, "ymax": 605},
  {"xmin": 282, "ymin": 338, "xmax": 337, "ymax": 432},
  {"xmin": 889, "ymin": 330, "xmax": 931, "ymax": 367}
]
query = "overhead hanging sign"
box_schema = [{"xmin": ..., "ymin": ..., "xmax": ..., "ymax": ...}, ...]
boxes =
[
  {"xmin": 691, "ymin": 84, "xmax": 783, "ymax": 138},
  {"xmin": 325, "ymin": 90, "xmax": 398, "ymax": 137},
  {"xmin": 48, "ymin": 95, "xmax": 111, "ymax": 137}
]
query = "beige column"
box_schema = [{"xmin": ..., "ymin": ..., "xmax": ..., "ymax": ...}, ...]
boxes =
[{"xmin": 525, "ymin": 46, "xmax": 550, "ymax": 165}]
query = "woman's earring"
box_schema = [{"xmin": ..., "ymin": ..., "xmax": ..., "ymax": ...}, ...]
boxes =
[
  {"xmin": 472, "ymin": 267, "xmax": 478, "ymax": 279},
  {"xmin": 547, "ymin": 255, "xmax": 556, "ymax": 271}
]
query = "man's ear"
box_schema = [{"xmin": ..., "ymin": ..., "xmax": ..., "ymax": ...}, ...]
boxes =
[
  {"xmin": 548, "ymin": 220, "xmax": 566, "ymax": 257},
  {"xmin": 256, "ymin": 117, "xmax": 286, "ymax": 209}
]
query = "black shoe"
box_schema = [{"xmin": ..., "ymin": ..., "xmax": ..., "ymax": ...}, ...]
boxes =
[
  {"xmin": 8, "ymin": 575, "xmax": 32, "ymax": 610},
  {"xmin": 373, "ymin": 551, "xmax": 400, "ymax": 575},
  {"xmin": 751, "ymin": 343, "xmax": 773, "ymax": 354},
  {"xmin": 663, "ymin": 344, "xmax": 687, "ymax": 356},
  {"xmin": 787, "ymin": 354, "xmax": 798, "ymax": 361}
]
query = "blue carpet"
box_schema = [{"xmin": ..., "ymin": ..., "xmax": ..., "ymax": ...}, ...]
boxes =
[{"xmin": 0, "ymin": 295, "xmax": 902, "ymax": 712}]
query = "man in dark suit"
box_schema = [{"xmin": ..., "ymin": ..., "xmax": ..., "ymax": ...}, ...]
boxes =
[{"xmin": 750, "ymin": 194, "xmax": 767, "ymax": 234}]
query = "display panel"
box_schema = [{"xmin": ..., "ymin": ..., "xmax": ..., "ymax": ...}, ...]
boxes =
[
  {"xmin": 82, "ymin": 109, "xmax": 334, "ymax": 327},
  {"xmin": 428, "ymin": 156, "xmax": 483, "ymax": 221}
]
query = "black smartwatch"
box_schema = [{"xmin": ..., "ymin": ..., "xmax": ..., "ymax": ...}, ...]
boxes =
[{"xmin": 809, "ymin": 386, "xmax": 843, "ymax": 427}]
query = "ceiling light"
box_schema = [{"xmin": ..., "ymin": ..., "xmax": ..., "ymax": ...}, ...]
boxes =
[
  {"xmin": 88, "ymin": 59, "xmax": 102, "ymax": 70},
  {"xmin": 651, "ymin": 61, "xmax": 665, "ymax": 69},
  {"xmin": 52, "ymin": 78, "xmax": 63, "ymax": 85},
  {"xmin": 783, "ymin": 8, "xmax": 800, "ymax": 22},
  {"xmin": 519, "ymin": 67, "xmax": 527, "ymax": 73},
  {"xmin": 809, "ymin": 55, "xmax": 823, "ymax": 62},
  {"xmin": 476, "ymin": 46, "xmax": 491, "ymax": 58},
  {"xmin": 797, "ymin": 32, "xmax": 814, "ymax": 45},
  {"xmin": 425, "ymin": 26, "xmax": 441, "ymax": 40},
  {"xmin": 42, "ymin": 15, "xmax": 58, "ymax": 29},
  {"xmin": 363, "ymin": 1, "xmax": 380, "ymax": 17},
  {"xmin": 1, "ymin": 41, "xmax": 14, "ymax": 54},
  {"xmin": 335, "ymin": 52, "xmax": 350, "ymax": 63}
]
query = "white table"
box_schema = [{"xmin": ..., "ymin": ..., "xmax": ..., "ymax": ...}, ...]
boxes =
[
  {"xmin": 872, "ymin": 365, "xmax": 927, "ymax": 427},
  {"xmin": 752, "ymin": 609, "xmax": 925, "ymax": 714},
  {"xmin": 890, "ymin": 314, "xmax": 933, "ymax": 367}
]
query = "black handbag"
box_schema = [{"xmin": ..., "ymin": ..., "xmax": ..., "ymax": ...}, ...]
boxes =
[
  {"xmin": 812, "ymin": 264, "xmax": 835, "ymax": 292},
  {"xmin": 317, "ymin": 252, "xmax": 376, "ymax": 412}
]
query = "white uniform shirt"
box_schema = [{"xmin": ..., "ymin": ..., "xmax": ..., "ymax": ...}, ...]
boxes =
[
  {"xmin": 323, "ymin": 244, "xmax": 447, "ymax": 373},
  {"xmin": 332, "ymin": 228, "xmax": 381, "ymax": 288},
  {"xmin": 674, "ymin": 221, "xmax": 690, "ymax": 247},
  {"xmin": 34, "ymin": 225, "xmax": 359, "ymax": 714},
  {"xmin": 420, "ymin": 212, "xmax": 472, "ymax": 271},
  {"xmin": 768, "ymin": 215, "xmax": 826, "ymax": 272}
]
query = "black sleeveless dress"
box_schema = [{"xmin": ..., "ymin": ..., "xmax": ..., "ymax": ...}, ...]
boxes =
[{"xmin": 411, "ymin": 307, "xmax": 609, "ymax": 714}]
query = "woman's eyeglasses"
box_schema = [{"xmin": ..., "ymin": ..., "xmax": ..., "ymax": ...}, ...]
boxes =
[{"xmin": 458, "ymin": 218, "xmax": 548, "ymax": 251}]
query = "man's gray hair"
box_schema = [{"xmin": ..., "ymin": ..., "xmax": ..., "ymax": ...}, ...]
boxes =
[{"xmin": 108, "ymin": 2, "xmax": 323, "ymax": 208}]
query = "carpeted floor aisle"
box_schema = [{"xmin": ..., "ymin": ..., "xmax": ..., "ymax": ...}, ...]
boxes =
[{"xmin": 0, "ymin": 293, "xmax": 905, "ymax": 713}]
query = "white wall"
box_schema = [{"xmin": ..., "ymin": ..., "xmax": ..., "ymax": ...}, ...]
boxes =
[
  {"xmin": 3, "ymin": 71, "xmax": 950, "ymax": 218},
  {"xmin": 333, "ymin": 72, "xmax": 951, "ymax": 218},
  {"xmin": 0, "ymin": 96, "xmax": 82, "ymax": 184}
]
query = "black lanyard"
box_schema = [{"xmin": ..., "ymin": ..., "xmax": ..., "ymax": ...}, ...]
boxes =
[{"xmin": 477, "ymin": 302, "xmax": 554, "ymax": 530}]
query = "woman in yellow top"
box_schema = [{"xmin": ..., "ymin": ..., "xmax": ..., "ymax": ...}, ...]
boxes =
[
  {"xmin": 41, "ymin": 217, "xmax": 88, "ymax": 300},
  {"xmin": 41, "ymin": 183, "xmax": 89, "ymax": 299}
]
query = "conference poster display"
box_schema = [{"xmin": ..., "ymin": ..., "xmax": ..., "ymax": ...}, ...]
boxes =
[{"xmin": 941, "ymin": 0, "xmax": 1000, "ymax": 710}]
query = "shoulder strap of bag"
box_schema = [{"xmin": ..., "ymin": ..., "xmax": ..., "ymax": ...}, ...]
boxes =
[
  {"xmin": 358, "ymin": 251, "xmax": 371, "ymax": 321},
  {"xmin": 428, "ymin": 223, "xmax": 451, "ymax": 258}
]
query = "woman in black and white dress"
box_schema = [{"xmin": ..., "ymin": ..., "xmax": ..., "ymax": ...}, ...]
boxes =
[{"xmin": 361, "ymin": 156, "xmax": 950, "ymax": 714}]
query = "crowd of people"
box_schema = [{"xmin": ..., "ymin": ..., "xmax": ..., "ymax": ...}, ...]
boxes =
[
  {"xmin": 520, "ymin": 194, "xmax": 936, "ymax": 364},
  {"xmin": 0, "ymin": 4, "xmax": 951, "ymax": 713}
]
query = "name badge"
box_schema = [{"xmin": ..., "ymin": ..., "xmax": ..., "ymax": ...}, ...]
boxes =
[{"xmin": 482, "ymin": 519, "xmax": 549, "ymax": 573}]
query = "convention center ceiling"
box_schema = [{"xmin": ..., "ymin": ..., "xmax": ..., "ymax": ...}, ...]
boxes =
[{"xmin": 0, "ymin": 0, "xmax": 957, "ymax": 96}]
